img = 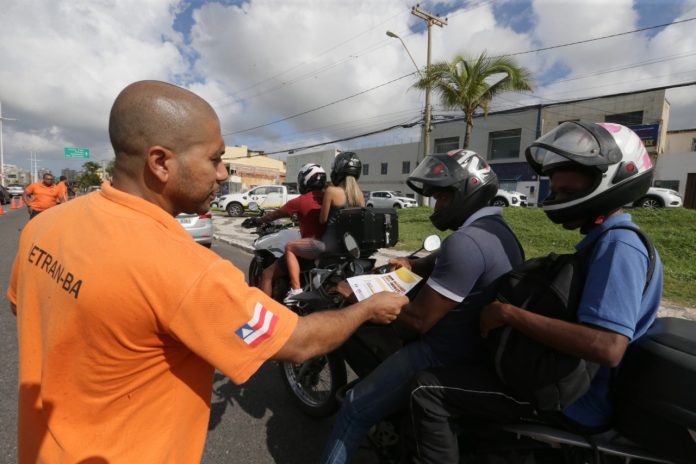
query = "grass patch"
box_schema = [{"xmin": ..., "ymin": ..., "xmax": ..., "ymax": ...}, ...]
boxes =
[{"xmin": 394, "ymin": 207, "xmax": 696, "ymax": 307}]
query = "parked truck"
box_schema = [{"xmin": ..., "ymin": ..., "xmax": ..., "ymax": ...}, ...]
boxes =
[{"xmin": 216, "ymin": 184, "xmax": 300, "ymax": 217}]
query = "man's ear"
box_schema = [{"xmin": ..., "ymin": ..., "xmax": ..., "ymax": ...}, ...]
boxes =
[{"xmin": 146, "ymin": 145, "xmax": 176, "ymax": 183}]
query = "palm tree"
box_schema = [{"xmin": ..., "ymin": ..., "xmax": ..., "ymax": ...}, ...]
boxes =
[{"xmin": 414, "ymin": 52, "xmax": 534, "ymax": 149}]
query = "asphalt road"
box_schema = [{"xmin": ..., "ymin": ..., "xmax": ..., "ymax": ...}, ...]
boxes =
[{"xmin": 0, "ymin": 207, "xmax": 376, "ymax": 464}]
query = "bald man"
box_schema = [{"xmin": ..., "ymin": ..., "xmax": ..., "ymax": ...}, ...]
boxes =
[{"xmin": 7, "ymin": 80, "xmax": 406, "ymax": 463}]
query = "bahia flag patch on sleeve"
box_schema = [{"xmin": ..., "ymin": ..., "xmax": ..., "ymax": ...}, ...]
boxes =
[{"xmin": 235, "ymin": 302, "xmax": 278, "ymax": 347}]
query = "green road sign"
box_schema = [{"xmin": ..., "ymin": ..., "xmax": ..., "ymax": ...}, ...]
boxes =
[{"xmin": 64, "ymin": 147, "xmax": 90, "ymax": 159}]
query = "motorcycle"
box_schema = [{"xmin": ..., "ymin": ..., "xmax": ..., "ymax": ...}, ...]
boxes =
[
  {"xmin": 277, "ymin": 234, "xmax": 441, "ymax": 419},
  {"xmin": 277, "ymin": 233, "xmax": 695, "ymax": 464}
]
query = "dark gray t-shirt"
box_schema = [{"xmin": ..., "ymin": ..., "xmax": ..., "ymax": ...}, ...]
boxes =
[{"xmin": 423, "ymin": 207, "xmax": 524, "ymax": 364}]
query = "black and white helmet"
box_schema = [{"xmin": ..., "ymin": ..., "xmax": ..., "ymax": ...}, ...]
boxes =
[
  {"xmin": 407, "ymin": 150, "xmax": 498, "ymax": 231},
  {"xmin": 297, "ymin": 163, "xmax": 327, "ymax": 194},
  {"xmin": 526, "ymin": 121, "xmax": 654, "ymax": 224},
  {"xmin": 330, "ymin": 151, "xmax": 362, "ymax": 185}
]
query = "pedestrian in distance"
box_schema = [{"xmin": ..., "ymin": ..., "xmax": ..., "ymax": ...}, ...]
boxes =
[
  {"xmin": 55, "ymin": 175, "xmax": 69, "ymax": 203},
  {"xmin": 7, "ymin": 80, "xmax": 407, "ymax": 463},
  {"xmin": 403, "ymin": 122, "xmax": 663, "ymax": 463},
  {"xmin": 21, "ymin": 172, "xmax": 60, "ymax": 219}
]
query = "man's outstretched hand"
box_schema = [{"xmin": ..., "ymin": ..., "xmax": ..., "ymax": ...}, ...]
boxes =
[{"xmin": 363, "ymin": 291, "xmax": 407, "ymax": 324}]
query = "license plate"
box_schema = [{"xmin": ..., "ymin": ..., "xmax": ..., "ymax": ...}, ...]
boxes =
[{"xmin": 178, "ymin": 218, "xmax": 192, "ymax": 224}]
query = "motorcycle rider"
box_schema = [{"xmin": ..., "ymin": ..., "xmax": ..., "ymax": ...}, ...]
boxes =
[
  {"xmin": 320, "ymin": 150, "xmax": 525, "ymax": 464},
  {"xmin": 404, "ymin": 122, "xmax": 664, "ymax": 463},
  {"xmin": 282, "ymin": 152, "xmax": 366, "ymax": 302},
  {"xmin": 244, "ymin": 163, "xmax": 328, "ymax": 298}
]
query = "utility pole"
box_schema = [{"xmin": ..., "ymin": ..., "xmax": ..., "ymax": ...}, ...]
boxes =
[{"xmin": 411, "ymin": 4, "xmax": 447, "ymax": 205}]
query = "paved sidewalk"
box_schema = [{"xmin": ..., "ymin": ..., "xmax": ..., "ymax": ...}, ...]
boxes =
[{"xmin": 212, "ymin": 216, "xmax": 696, "ymax": 320}]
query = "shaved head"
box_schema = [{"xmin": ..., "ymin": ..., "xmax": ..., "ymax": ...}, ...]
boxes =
[{"xmin": 109, "ymin": 80, "xmax": 219, "ymax": 160}]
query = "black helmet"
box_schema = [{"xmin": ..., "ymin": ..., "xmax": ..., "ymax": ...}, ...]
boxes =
[
  {"xmin": 331, "ymin": 151, "xmax": 362, "ymax": 185},
  {"xmin": 297, "ymin": 163, "xmax": 327, "ymax": 194},
  {"xmin": 526, "ymin": 121, "xmax": 653, "ymax": 224},
  {"xmin": 407, "ymin": 150, "xmax": 499, "ymax": 231}
]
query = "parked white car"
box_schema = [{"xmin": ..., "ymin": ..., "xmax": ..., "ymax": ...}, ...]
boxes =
[
  {"xmin": 631, "ymin": 187, "xmax": 683, "ymax": 208},
  {"xmin": 366, "ymin": 191, "xmax": 418, "ymax": 209},
  {"xmin": 217, "ymin": 185, "xmax": 299, "ymax": 217},
  {"xmin": 490, "ymin": 189, "xmax": 528, "ymax": 207}
]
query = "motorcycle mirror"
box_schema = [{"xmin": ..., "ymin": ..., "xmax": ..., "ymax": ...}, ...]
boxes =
[
  {"xmin": 248, "ymin": 202, "xmax": 259, "ymax": 212},
  {"xmin": 343, "ymin": 233, "xmax": 361, "ymax": 259},
  {"xmin": 422, "ymin": 235, "xmax": 441, "ymax": 252}
]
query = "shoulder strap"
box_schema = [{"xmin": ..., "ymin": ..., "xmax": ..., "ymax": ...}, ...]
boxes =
[
  {"xmin": 577, "ymin": 225, "xmax": 656, "ymax": 294},
  {"xmin": 473, "ymin": 214, "xmax": 526, "ymax": 261}
]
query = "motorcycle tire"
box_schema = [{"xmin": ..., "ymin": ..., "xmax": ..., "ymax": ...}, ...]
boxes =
[{"xmin": 279, "ymin": 352, "xmax": 347, "ymax": 418}]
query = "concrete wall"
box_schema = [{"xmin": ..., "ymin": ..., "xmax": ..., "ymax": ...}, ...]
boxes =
[
  {"xmin": 353, "ymin": 142, "xmax": 420, "ymax": 196},
  {"xmin": 285, "ymin": 149, "xmax": 339, "ymax": 186},
  {"xmin": 665, "ymin": 129, "xmax": 696, "ymax": 154},
  {"xmin": 655, "ymin": 129, "xmax": 696, "ymax": 197}
]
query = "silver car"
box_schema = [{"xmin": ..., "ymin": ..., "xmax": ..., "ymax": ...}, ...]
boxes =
[{"xmin": 177, "ymin": 213, "xmax": 214, "ymax": 247}]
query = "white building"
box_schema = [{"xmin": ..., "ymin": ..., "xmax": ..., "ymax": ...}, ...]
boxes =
[{"xmin": 286, "ymin": 87, "xmax": 677, "ymax": 207}]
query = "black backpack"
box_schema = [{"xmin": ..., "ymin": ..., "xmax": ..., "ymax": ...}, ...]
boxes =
[{"xmin": 487, "ymin": 225, "xmax": 656, "ymax": 413}]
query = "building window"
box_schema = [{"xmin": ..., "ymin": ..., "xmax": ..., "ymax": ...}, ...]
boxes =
[
  {"xmin": 691, "ymin": 138, "xmax": 696, "ymax": 152},
  {"xmin": 654, "ymin": 179, "xmax": 680, "ymax": 191},
  {"xmin": 434, "ymin": 137, "xmax": 459, "ymax": 154},
  {"xmin": 381, "ymin": 163, "xmax": 388, "ymax": 175},
  {"xmin": 402, "ymin": 161, "xmax": 411, "ymax": 174},
  {"xmin": 605, "ymin": 111, "xmax": 643, "ymax": 126},
  {"xmin": 498, "ymin": 180, "xmax": 518, "ymax": 192},
  {"xmin": 488, "ymin": 129, "xmax": 522, "ymax": 160},
  {"xmin": 363, "ymin": 163, "xmax": 369, "ymax": 176}
]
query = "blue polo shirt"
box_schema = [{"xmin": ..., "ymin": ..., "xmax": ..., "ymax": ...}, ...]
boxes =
[{"xmin": 563, "ymin": 213, "xmax": 663, "ymax": 427}]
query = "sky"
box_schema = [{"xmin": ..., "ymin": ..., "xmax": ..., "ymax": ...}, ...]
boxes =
[{"xmin": 1, "ymin": 0, "xmax": 696, "ymax": 177}]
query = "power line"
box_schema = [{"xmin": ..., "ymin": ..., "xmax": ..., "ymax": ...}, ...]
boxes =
[
  {"xmin": 502, "ymin": 16, "xmax": 696, "ymax": 57},
  {"xmin": 264, "ymin": 119, "xmax": 421, "ymax": 155},
  {"xmin": 223, "ymin": 72, "xmax": 417, "ymax": 135}
]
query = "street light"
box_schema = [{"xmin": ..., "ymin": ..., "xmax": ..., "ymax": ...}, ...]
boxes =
[
  {"xmin": 0, "ymin": 101, "xmax": 18, "ymax": 187},
  {"xmin": 386, "ymin": 31, "xmax": 422, "ymax": 78}
]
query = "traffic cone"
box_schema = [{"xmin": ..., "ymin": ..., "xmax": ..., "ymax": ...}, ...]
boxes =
[
  {"xmin": 17, "ymin": 196, "xmax": 25, "ymax": 207},
  {"xmin": 0, "ymin": 204, "xmax": 5, "ymax": 215},
  {"xmin": 10, "ymin": 197, "xmax": 17, "ymax": 209}
]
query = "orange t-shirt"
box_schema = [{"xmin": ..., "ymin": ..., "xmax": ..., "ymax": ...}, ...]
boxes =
[
  {"xmin": 7, "ymin": 182, "xmax": 298, "ymax": 463},
  {"xmin": 55, "ymin": 181, "xmax": 68, "ymax": 201},
  {"xmin": 24, "ymin": 181, "xmax": 60, "ymax": 211}
]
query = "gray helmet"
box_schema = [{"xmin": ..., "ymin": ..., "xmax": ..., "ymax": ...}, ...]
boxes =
[{"xmin": 407, "ymin": 150, "xmax": 499, "ymax": 231}]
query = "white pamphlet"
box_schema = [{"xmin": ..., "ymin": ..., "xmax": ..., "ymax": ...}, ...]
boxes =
[{"xmin": 347, "ymin": 267, "xmax": 423, "ymax": 302}]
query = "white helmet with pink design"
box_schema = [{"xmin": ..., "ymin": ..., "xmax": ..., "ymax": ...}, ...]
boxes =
[{"xmin": 526, "ymin": 121, "xmax": 654, "ymax": 224}]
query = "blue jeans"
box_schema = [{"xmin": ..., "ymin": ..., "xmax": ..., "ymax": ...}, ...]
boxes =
[{"xmin": 320, "ymin": 341, "xmax": 442, "ymax": 464}]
